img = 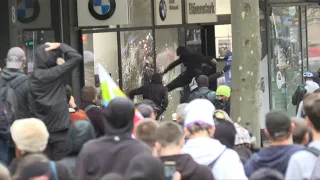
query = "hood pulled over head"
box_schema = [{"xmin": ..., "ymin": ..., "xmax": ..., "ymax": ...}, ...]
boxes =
[
  {"xmin": 102, "ymin": 97, "xmax": 135, "ymax": 135},
  {"xmin": 67, "ymin": 120, "xmax": 96, "ymax": 154},
  {"xmin": 151, "ymin": 73, "xmax": 163, "ymax": 84},
  {"xmin": 176, "ymin": 46, "xmax": 191, "ymax": 56},
  {"xmin": 33, "ymin": 44, "xmax": 62, "ymax": 69}
]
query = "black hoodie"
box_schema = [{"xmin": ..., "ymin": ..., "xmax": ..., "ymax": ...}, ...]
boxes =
[
  {"xmin": 59, "ymin": 120, "xmax": 96, "ymax": 176},
  {"xmin": 75, "ymin": 98, "xmax": 151, "ymax": 180},
  {"xmin": 160, "ymin": 154, "xmax": 214, "ymax": 180},
  {"xmin": 125, "ymin": 153, "xmax": 165, "ymax": 180},
  {"xmin": 0, "ymin": 68, "xmax": 31, "ymax": 120},
  {"xmin": 163, "ymin": 46, "xmax": 216, "ymax": 76},
  {"xmin": 129, "ymin": 74, "xmax": 168, "ymax": 110},
  {"xmin": 30, "ymin": 44, "xmax": 82, "ymax": 133}
]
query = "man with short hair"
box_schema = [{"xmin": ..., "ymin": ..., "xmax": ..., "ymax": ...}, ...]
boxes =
[
  {"xmin": 155, "ymin": 122, "xmax": 213, "ymax": 180},
  {"xmin": 135, "ymin": 119, "xmax": 158, "ymax": 148},
  {"xmin": 245, "ymin": 111, "xmax": 303, "ymax": 178},
  {"xmin": 291, "ymin": 117, "xmax": 309, "ymax": 146},
  {"xmin": 176, "ymin": 103, "xmax": 188, "ymax": 128},
  {"xmin": 286, "ymin": 93, "xmax": 320, "ymax": 179}
]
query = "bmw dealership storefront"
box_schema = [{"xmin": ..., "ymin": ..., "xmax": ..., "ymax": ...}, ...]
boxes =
[
  {"xmin": 2, "ymin": 0, "xmax": 231, "ymax": 120},
  {"xmin": 2, "ymin": 0, "xmax": 320, "ymax": 121}
]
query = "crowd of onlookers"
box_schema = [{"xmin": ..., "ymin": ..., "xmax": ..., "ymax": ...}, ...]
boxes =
[{"xmin": 1, "ymin": 44, "xmax": 320, "ymax": 180}]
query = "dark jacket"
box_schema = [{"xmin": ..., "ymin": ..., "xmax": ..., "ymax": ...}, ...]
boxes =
[
  {"xmin": 9, "ymin": 153, "xmax": 73, "ymax": 180},
  {"xmin": 235, "ymin": 147, "xmax": 253, "ymax": 164},
  {"xmin": 75, "ymin": 98, "xmax": 151, "ymax": 180},
  {"xmin": 30, "ymin": 44, "xmax": 82, "ymax": 133},
  {"xmin": 125, "ymin": 153, "xmax": 165, "ymax": 180},
  {"xmin": 163, "ymin": 47, "xmax": 216, "ymax": 76},
  {"xmin": 59, "ymin": 120, "xmax": 96, "ymax": 176},
  {"xmin": 129, "ymin": 74, "xmax": 168, "ymax": 111},
  {"xmin": 187, "ymin": 87, "xmax": 216, "ymax": 104},
  {"xmin": 292, "ymin": 85, "xmax": 306, "ymax": 113},
  {"xmin": 79, "ymin": 103, "xmax": 104, "ymax": 137},
  {"xmin": 244, "ymin": 144, "xmax": 303, "ymax": 177},
  {"xmin": 209, "ymin": 72, "xmax": 224, "ymax": 91},
  {"xmin": 160, "ymin": 154, "xmax": 214, "ymax": 180},
  {"xmin": 0, "ymin": 68, "xmax": 31, "ymax": 120}
]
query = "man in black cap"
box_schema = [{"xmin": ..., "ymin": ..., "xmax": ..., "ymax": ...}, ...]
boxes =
[
  {"xmin": 244, "ymin": 111, "xmax": 303, "ymax": 178},
  {"xmin": 76, "ymin": 97, "xmax": 151, "ymax": 180}
]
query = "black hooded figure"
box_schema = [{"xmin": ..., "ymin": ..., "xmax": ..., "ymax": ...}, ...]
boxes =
[
  {"xmin": 75, "ymin": 98, "xmax": 151, "ymax": 180},
  {"xmin": 30, "ymin": 43, "xmax": 82, "ymax": 161},
  {"xmin": 129, "ymin": 73, "xmax": 168, "ymax": 116},
  {"xmin": 161, "ymin": 46, "xmax": 217, "ymax": 92}
]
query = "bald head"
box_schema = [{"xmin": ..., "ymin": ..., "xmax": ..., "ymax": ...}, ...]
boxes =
[{"xmin": 6, "ymin": 47, "xmax": 26, "ymax": 69}]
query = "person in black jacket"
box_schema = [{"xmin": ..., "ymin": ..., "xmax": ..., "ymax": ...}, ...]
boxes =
[
  {"xmin": 30, "ymin": 42, "xmax": 82, "ymax": 161},
  {"xmin": 161, "ymin": 46, "xmax": 217, "ymax": 92},
  {"xmin": 129, "ymin": 73, "xmax": 168, "ymax": 117},
  {"xmin": 75, "ymin": 97, "xmax": 151, "ymax": 180},
  {"xmin": 0, "ymin": 47, "xmax": 32, "ymax": 120},
  {"xmin": 0, "ymin": 47, "xmax": 32, "ymax": 165}
]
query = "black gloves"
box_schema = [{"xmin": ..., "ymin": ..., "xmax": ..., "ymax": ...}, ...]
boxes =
[{"xmin": 223, "ymin": 65, "xmax": 231, "ymax": 73}]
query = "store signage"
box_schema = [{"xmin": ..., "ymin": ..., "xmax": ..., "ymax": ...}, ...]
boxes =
[
  {"xmin": 185, "ymin": 0, "xmax": 217, "ymax": 24},
  {"xmin": 9, "ymin": 0, "xmax": 51, "ymax": 29},
  {"xmin": 155, "ymin": 0, "xmax": 182, "ymax": 25},
  {"xmin": 11, "ymin": 6, "xmax": 16, "ymax": 24},
  {"xmin": 78, "ymin": 0, "xmax": 129, "ymax": 27}
]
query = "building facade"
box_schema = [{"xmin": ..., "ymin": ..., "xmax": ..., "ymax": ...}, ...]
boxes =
[{"xmin": 1, "ymin": 0, "xmax": 320, "ymax": 122}]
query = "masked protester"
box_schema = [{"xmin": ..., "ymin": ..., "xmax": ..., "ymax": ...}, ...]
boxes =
[
  {"xmin": 213, "ymin": 85, "xmax": 231, "ymax": 114},
  {"xmin": 30, "ymin": 43, "xmax": 82, "ymax": 161}
]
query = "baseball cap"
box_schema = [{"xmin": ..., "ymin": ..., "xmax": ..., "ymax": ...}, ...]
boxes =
[
  {"xmin": 184, "ymin": 99, "xmax": 216, "ymax": 128},
  {"xmin": 265, "ymin": 111, "xmax": 291, "ymax": 138},
  {"xmin": 6, "ymin": 47, "xmax": 26, "ymax": 69}
]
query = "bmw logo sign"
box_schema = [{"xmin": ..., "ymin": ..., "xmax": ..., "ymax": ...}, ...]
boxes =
[
  {"xmin": 159, "ymin": 0, "xmax": 167, "ymax": 21},
  {"xmin": 88, "ymin": 0, "xmax": 116, "ymax": 20},
  {"xmin": 17, "ymin": 0, "xmax": 40, "ymax": 24}
]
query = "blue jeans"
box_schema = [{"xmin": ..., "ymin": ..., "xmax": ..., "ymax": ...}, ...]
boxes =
[{"xmin": 0, "ymin": 140, "xmax": 8, "ymax": 165}]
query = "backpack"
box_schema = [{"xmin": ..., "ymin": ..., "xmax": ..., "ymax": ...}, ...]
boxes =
[
  {"xmin": 208, "ymin": 148, "xmax": 227, "ymax": 169},
  {"xmin": 84, "ymin": 104, "xmax": 99, "ymax": 137},
  {"xmin": 305, "ymin": 147, "xmax": 320, "ymax": 179},
  {"xmin": 0, "ymin": 75, "xmax": 27, "ymax": 125},
  {"xmin": 292, "ymin": 84, "xmax": 307, "ymax": 106},
  {"xmin": 189, "ymin": 90, "xmax": 211, "ymax": 102}
]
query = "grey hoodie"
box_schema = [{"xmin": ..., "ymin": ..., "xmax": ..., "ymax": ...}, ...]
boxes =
[{"xmin": 182, "ymin": 137, "xmax": 247, "ymax": 179}]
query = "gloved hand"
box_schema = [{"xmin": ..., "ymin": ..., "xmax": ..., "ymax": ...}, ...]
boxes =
[{"xmin": 223, "ymin": 65, "xmax": 231, "ymax": 73}]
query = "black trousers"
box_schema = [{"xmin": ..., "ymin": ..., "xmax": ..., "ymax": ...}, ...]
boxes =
[
  {"xmin": 166, "ymin": 72, "xmax": 196, "ymax": 92},
  {"xmin": 44, "ymin": 129, "xmax": 69, "ymax": 161}
]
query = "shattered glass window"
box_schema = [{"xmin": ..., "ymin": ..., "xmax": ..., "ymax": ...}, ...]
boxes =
[{"xmin": 121, "ymin": 30, "xmax": 155, "ymax": 95}]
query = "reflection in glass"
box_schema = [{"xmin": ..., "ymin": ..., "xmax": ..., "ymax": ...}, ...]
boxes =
[
  {"xmin": 82, "ymin": 33, "xmax": 119, "ymax": 87},
  {"xmin": 307, "ymin": 8, "xmax": 320, "ymax": 72},
  {"xmin": 156, "ymin": 28, "xmax": 180, "ymax": 121},
  {"xmin": 121, "ymin": 30, "xmax": 154, "ymax": 94},
  {"xmin": 269, "ymin": 6, "xmax": 302, "ymax": 115},
  {"xmin": 21, "ymin": 30, "xmax": 55, "ymax": 74},
  {"xmin": 121, "ymin": 0, "xmax": 152, "ymax": 27},
  {"xmin": 186, "ymin": 29, "xmax": 202, "ymax": 54},
  {"xmin": 215, "ymin": 25, "xmax": 232, "ymax": 58}
]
